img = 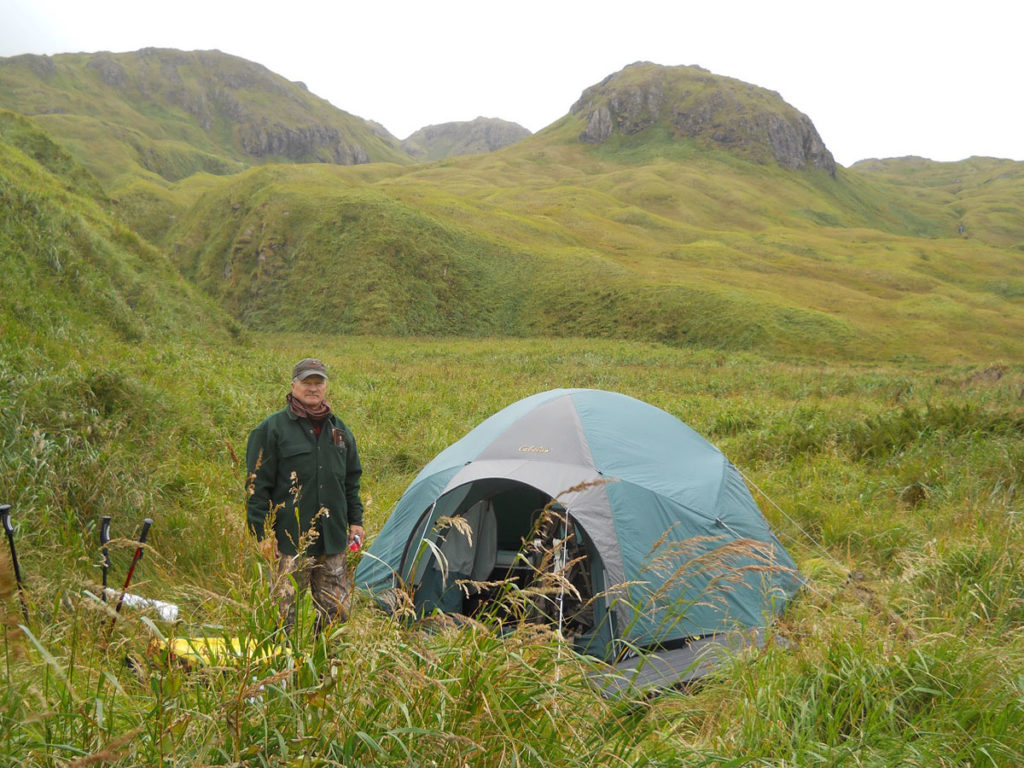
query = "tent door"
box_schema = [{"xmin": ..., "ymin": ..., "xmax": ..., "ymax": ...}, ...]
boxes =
[{"xmin": 407, "ymin": 480, "xmax": 610, "ymax": 647}]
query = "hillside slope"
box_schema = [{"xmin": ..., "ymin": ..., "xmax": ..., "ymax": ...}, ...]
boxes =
[
  {"xmin": 159, "ymin": 62, "xmax": 1020, "ymax": 361},
  {"xmin": 0, "ymin": 109, "xmax": 236, "ymax": 347},
  {"xmin": 0, "ymin": 110, "xmax": 257, "ymax": 576},
  {"xmin": 0, "ymin": 48, "xmax": 420, "ymax": 239},
  {"xmin": 164, "ymin": 151, "xmax": 1024, "ymax": 360},
  {"xmin": 167, "ymin": 163, "xmax": 534, "ymax": 336},
  {"xmin": 852, "ymin": 156, "xmax": 1024, "ymax": 249}
]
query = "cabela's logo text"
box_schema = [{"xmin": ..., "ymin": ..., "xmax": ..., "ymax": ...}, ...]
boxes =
[{"xmin": 518, "ymin": 445, "xmax": 551, "ymax": 453}]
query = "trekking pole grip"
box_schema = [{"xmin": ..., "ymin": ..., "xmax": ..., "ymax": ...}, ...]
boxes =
[
  {"xmin": 137, "ymin": 518, "xmax": 153, "ymax": 550},
  {"xmin": 1, "ymin": 503, "xmax": 29, "ymax": 623},
  {"xmin": 100, "ymin": 515, "xmax": 112, "ymax": 596}
]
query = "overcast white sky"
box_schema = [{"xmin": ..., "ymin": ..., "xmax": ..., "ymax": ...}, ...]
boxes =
[{"xmin": 2, "ymin": 0, "xmax": 1020, "ymax": 167}]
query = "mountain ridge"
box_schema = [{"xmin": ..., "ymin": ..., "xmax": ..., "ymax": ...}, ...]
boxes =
[
  {"xmin": 0, "ymin": 49, "xmax": 847, "ymax": 183},
  {"xmin": 0, "ymin": 48, "xmax": 412, "ymax": 182}
]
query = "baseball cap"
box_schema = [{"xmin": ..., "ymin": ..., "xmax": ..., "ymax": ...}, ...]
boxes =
[{"xmin": 292, "ymin": 358, "xmax": 328, "ymax": 381}]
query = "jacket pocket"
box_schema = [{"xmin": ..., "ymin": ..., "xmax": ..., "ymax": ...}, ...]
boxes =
[
  {"xmin": 280, "ymin": 441, "xmax": 311, "ymax": 459},
  {"xmin": 278, "ymin": 441, "xmax": 312, "ymax": 499}
]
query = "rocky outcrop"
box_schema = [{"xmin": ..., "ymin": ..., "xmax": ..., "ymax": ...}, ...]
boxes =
[
  {"xmin": 402, "ymin": 117, "xmax": 531, "ymax": 161},
  {"xmin": 237, "ymin": 122, "xmax": 370, "ymax": 163},
  {"xmin": 86, "ymin": 53, "xmax": 128, "ymax": 88},
  {"xmin": 572, "ymin": 62, "xmax": 836, "ymax": 176},
  {"xmin": 131, "ymin": 49, "xmax": 379, "ymax": 164}
]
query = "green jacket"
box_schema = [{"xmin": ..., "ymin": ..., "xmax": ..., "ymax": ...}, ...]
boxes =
[{"xmin": 245, "ymin": 407, "xmax": 364, "ymax": 556}]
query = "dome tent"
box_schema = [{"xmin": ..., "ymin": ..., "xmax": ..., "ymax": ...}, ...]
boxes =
[{"xmin": 355, "ymin": 388, "xmax": 800, "ymax": 692}]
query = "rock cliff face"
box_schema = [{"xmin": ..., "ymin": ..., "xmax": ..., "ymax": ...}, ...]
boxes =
[
  {"xmin": 236, "ymin": 123, "xmax": 371, "ymax": 164},
  {"xmin": 402, "ymin": 117, "xmax": 531, "ymax": 161},
  {"xmin": 571, "ymin": 62, "xmax": 836, "ymax": 175}
]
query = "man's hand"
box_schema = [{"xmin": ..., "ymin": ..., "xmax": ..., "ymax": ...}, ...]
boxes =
[
  {"xmin": 258, "ymin": 535, "xmax": 279, "ymax": 561},
  {"xmin": 348, "ymin": 525, "xmax": 365, "ymax": 551}
]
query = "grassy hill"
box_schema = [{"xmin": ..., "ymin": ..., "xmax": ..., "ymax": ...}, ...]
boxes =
[
  {"xmin": 852, "ymin": 155, "xmax": 1024, "ymax": 249},
  {"xmin": 2, "ymin": 51, "xmax": 1021, "ymax": 363},
  {"xmin": 0, "ymin": 109, "xmax": 237, "ymax": 345},
  {"xmin": 164, "ymin": 133, "xmax": 1024, "ymax": 361},
  {"xmin": 567, "ymin": 62, "xmax": 836, "ymax": 174},
  {"xmin": 0, "ymin": 49, "xmax": 413, "ymax": 238},
  {"xmin": 0, "ymin": 49, "xmax": 411, "ymax": 178}
]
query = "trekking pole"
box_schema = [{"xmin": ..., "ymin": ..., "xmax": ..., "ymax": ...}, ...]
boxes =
[
  {"xmin": 1, "ymin": 504, "xmax": 30, "ymax": 623},
  {"xmin": 110, "ymin": 518, "xmax": 152, "ymax": 631},
  {"xmin": 99, "ymin": 515, "xmax": 112, "ymax": 599}
]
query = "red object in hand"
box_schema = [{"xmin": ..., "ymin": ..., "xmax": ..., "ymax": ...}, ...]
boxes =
[{"xmin": 348, "ymin": 535, "xmax": 362, "ymax": 552}]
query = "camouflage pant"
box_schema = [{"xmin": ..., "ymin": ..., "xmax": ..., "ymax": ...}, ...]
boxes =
[{"xmin": 274, "ymin": 552, "xmax": 352, "ymax": 632}]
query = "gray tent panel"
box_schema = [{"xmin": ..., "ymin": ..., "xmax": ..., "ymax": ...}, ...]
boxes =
[{"xmin": 593, "ymin": 628, "xmax": 771, "ymax": 698}]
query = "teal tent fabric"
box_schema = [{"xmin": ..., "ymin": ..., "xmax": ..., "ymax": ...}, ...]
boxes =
[{"xmin": 355, "ymin": 388, "xmax": 801, "ymax": 677}]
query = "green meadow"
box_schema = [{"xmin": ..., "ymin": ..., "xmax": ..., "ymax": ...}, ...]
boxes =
[
  {"xmin": 2, "ymin": 51, "xmax": 1024, "ymax": 766},
  {"xmin": 3, "ymin": 329, "xmax": 1023, "ymax": 766}
]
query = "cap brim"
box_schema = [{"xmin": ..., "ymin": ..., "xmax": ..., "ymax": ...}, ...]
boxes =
[{"xmin": 293, "ymin": 370, "xmax": 328, "ymax": 381}]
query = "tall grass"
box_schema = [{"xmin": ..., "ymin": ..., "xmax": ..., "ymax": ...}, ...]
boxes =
[{"xmin": 2, "ymin": 335, "xmax": 1022, "ymax": 765}]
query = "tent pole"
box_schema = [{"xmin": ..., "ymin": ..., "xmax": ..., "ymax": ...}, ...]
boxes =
[{"xmin": 556, "ymin": 512, "xmax": 567, "ymax": 639}]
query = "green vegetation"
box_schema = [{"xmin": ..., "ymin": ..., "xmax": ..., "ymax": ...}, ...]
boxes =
[
  {"xmin": 3, "ymin": 331, "xmax": 1022, "ymax": 766},
  {"xmin": 0, "ymin": 111, "xmax": 237, "ymax": 345},
  {"xmin": 1, "ymin": 50, "xmax": 1023, "ymax": 766}
]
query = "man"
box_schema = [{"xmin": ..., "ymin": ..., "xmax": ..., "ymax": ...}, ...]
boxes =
[{"xmin": 245, "ymin": 357, "xmax": 365, "ymax": 631}]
